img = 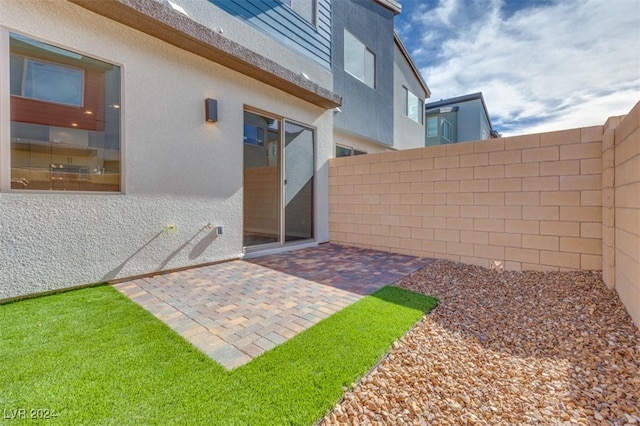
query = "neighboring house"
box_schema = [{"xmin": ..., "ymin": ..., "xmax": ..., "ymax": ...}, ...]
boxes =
[
  {"xmin": 333, "ymin": 0, "xmax": 430, "ymax": 157},
  {"xmin": 392, "ymin": 31, "xmax": 431, "ymax": 151},
  {"xmin": 425, "ymin": 92, "xmax": 498, "ymax": 146}
]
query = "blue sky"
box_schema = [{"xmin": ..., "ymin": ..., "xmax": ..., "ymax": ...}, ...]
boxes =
[{"xmin": 395, "ymin": 0, "xmax": 640, "ymax": 136}]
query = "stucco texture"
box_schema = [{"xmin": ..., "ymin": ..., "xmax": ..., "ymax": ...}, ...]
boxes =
[{"xmin": 0, "ymin": 0, "xmax": 331, "ymax": 299}]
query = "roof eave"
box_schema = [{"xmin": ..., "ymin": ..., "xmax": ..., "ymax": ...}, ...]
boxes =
[
  {"xmin": 375, "ymin": 0, "xmax": 402, "ymax": 15},
  {"xmin": 393, "ymin": 32, "xmax": 430, "ymax": 98},
  {"xmin": 67, "ymin": 0, "xmax": 342, "ymax": 109}
]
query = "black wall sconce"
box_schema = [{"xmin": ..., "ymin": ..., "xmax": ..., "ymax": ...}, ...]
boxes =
[{"xmin": 205, "ymin": 98, "xmax": 218, "ymax": 122}]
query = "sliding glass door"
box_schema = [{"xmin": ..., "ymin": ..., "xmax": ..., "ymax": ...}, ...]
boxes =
[
  {"xmin": 284, "ymin": 122, "xmax": 314, "ymax": 242},
  {"xmin": 243, "ymin": 110, "xmax": 314, "ymax": 249}
]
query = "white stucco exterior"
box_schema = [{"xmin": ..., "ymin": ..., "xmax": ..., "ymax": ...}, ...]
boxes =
[
  {"xmin": 334, "ymin": 129, "xmax": 393, "ymax": 155},
  {"xmin": 0, "ymin": 0, "xmax": 332, "ymax": 299}
]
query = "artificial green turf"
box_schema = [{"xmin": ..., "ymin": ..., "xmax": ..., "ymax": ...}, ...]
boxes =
[{"xmin": 0, "ymin": 285, "xmax": 436, "ymax": 425}]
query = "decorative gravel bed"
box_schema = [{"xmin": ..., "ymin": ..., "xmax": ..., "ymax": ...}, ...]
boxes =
[{"xmin": 321, "ymin": 259, "xmax": 640, "ymax": 425}]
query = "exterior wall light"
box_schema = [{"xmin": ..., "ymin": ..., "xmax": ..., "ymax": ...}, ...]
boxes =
[{"xmin": 205, "ymin": 98, "xmax": 218, "ymax": 122}]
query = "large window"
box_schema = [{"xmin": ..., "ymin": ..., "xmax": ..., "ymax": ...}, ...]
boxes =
[
  {"xmin": 344, "ymin": 30, "xmax": 375, "ymax": 88},
  {"xmin": 404, "ymin": 87, "xmax": 423, "ymax": 124},
  {"xmin": 8, "ymin": 33, "xmax": 121, "ymax": 192}
]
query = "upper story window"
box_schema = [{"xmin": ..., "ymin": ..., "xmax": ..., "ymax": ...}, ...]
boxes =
[
  {"xmin": 403, "ymin": 87, "xmax": 423, "ymax": 124},
  {"xmin": 281, "ymin": 0, "xmax": 317, "ymax": 25},
  {"xmin": 344, "ymin": 30, "xmax": 375, "ymax": 88},
  {"xmin": 442, "ymin": 119, "xmax": 453, "ymax": 141},
  {"xmin": 427, "ymin": 117, "xmax": 438, "ymax": 137},
  {"xmin": 7, "ymin": 33, "xmax": 121, "ymax": 192}
]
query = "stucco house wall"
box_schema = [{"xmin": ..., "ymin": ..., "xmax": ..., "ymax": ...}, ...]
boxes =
[
  {"xmin": 392, "ymin": 37, "xmax": 428, "ymax": 150},
  {"xmin": 0, "ymin": 0, "xmax": 332, "ymax": 299},
  {"xmin": 332, "ymin": 0, "xmax": 395, "ymax": 148}
]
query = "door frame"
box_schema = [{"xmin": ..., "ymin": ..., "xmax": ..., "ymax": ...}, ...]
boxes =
[{"xmin": 242, "ymin": 106, "xmax": 316, "ymax": 253}]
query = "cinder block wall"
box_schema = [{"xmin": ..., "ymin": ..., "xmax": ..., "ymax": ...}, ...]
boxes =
[
  {"xmin": 601, "ymin": 115, "xmax": 622, "ymax": 287},
  {"xmin": 611, "ymin": 102, "xmax": 640, "ymax": 327},
  {"xmin": 329, "ymin": 102, "xmax": 640, "ymax": 328},
  {"xmin": 329, "ymin": 126, "xmax": 603, "ymax": 272}
]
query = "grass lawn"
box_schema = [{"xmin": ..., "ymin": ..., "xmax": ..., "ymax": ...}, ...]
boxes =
[{"xmin": 0, "ymin": 285, "xmax": 436, "ymax": 425}]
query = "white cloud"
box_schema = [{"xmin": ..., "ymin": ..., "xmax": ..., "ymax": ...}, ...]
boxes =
[{"xmin": 404, "ymin": 0, "xmax": 640, "ymax": 136}]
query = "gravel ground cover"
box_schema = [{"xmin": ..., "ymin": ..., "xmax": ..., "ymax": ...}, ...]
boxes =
[{"xmin": 321, "ymin": 260, "xmax": 640, "ymax": 425}]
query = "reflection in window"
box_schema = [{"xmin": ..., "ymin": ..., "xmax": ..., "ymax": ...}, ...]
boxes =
[
  {"xmin": 427, "ymin": 117, "xmax": 438, "ymax": 137},
  {"xmin": 243, "ymin": 124, "xmax": 265, "ymax": 146},
  {"xmin": 12, "ymin": 56, "xmax": 84, "ymax": 107},
  {"xmin": 336, "ymin": 145, "xmax": 352, "ymax": 157},
  {"xmin": 336, "ymin": 145, "xmax": 366, "ymax": 157},
  {"xmin": 404, "ymin": 87, "xmax": 423, "ymax": 124},
  {"xmin": 9, "ymin": 33, "xmax": 121, "ymax": 192},
  {"xmin": 442, "ymin": 119, "xmax": 452, "ymax": 141},
  {"xmin": 344, "ymin": 30, "xmax": 375, "ymax": 88}
]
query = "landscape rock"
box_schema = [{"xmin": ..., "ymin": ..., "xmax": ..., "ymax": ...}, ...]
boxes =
[{"xmin": 320, "ymin": 260, "xmax": 640, "ymax": 425}]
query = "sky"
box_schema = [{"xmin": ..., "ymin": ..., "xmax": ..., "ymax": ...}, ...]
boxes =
[{"xmin": 395, "ymin": 0, "xmax": 640, "ymax": 136}]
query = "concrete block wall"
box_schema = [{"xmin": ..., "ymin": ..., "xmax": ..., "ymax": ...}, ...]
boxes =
[
  {"xmin": 612, "ymin": 102, "xmax": 640, "ymax": 327},
  {"xmin": 329, "ymin": 126, "xmax": 604, "ymax": 272},
  {"xmin": 330, "ymin": 102, "xmax": 640, "ymax": 328},
  {"xmin": 601, "ymin": 115, "xmax": 622, "ymax": 288}
]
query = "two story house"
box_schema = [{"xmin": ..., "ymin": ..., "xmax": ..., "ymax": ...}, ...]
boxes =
[
  {"xmin": 0, "ymin": 0, "xmax": 428, "ymax": 300},
  {"xmin": 425, "ymin": 92, "xmax": 499, "ymax": 146},
  {"xmin": 333, "ymin": 0, "xmax": 430, "ymax": 156}
]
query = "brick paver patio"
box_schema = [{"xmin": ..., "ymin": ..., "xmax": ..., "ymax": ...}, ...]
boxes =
[{"xmin": 114, "ymin": 244, "xmax": 433, "ymax": 369}]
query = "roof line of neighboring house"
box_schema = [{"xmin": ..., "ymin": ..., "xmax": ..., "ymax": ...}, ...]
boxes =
[
  {"xmin": 393, "ymin": 31, "xmax": 430, "ymax": 98},
  {"xmin": 426, "ymin": 92, "xmax": 493, "ymax": 130},
  {"xmin": 68, "ymin": 0, "xmax": 342, "ymax": 109},
  {"xmin": 375, "ymin": 0, "xmax": 402, "ymax": 15}
]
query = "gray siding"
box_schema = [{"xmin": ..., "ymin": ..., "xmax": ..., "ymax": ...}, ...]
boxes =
[
  {"xmin": 209, "ymin": 0, "xmax": 331, "ymax": 69},
  {"xmin": 332, "ymin": 0, "xmax": 394, "ymax": 147}
]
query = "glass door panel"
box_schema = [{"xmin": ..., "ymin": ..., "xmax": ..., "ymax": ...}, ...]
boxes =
[
  {"xmin": 243, "ymin": 111, "xmax": 280, "ymax": 247},
  {"xmin": 284, "ymin": 121, "xmax": 314, "ymax": 242}
]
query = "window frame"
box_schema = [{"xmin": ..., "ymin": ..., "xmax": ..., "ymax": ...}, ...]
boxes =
[
  {"xmin": 403, "ymin": 86, "xmax": 423, "ymax": 125},
  {"xmin": 442, "ymin": 119, "xmax": 452, "ymax": 142},
  {"xmin": 0, "ymin": 28, "xmax": 125, "ymax": 194},
  {"xmin": 335, "ymin": 144, "xmax": 367, "ymax": 158},
  {"xmin": 343, "ymin": 29, "xmax": 376, "ymax": 89},
  {"xmin": 426, "ymin": 116, "xmax": 438, "ymax": 138}
]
